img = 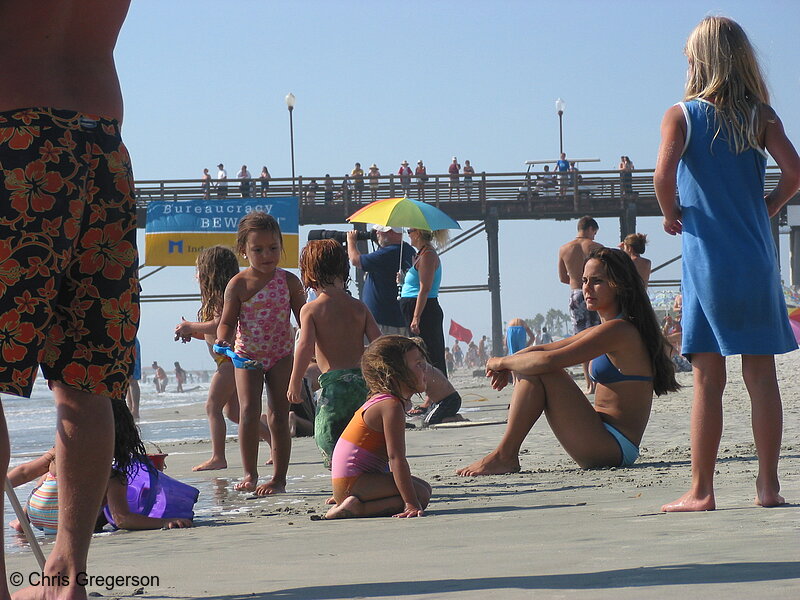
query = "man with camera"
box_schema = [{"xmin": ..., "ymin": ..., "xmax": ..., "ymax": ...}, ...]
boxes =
[{"xmin": 347, "ymin": 226, "xmax": 415, "ymax": 335}]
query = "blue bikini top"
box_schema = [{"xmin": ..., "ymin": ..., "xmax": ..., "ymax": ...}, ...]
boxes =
[{"xmin": 590, "ymin": 353, "xmax": 652, "ymax": 384}]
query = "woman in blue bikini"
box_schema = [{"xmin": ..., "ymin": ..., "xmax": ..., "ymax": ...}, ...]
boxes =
[{"xmin": 458, "ymin": 247, "xmax": 679, "ymax": 476}]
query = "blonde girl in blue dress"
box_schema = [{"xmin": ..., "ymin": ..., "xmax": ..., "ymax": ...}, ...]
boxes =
[{"xmin": 655, "ymin": 16, "xmax": 800, "ymax": 511}]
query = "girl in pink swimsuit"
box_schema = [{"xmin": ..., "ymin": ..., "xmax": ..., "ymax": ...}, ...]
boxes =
[{"xmin": 217, "ymin": 212, "xmax": 305, "ymax": 495}]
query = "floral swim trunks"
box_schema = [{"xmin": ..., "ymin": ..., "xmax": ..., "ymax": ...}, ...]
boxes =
[{"xmin": 0, "ymin": 107, "xmax": 140, "ymax": 401}]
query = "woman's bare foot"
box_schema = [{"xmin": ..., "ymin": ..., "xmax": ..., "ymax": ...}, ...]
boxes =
[
  {"xmin": 9, "ymin": 518, "xmax": 24, "ymax": 533},
  {"xmin": 325, "ymin": 496, "xmax": 336, "ymax": 505},
  {"xmin": 756, "ymin": 477, "xmax": 786, "ymax": 507},
  {"xmin": 233, "ymin": 475, "xmax": 258, "ymax": 492},
  {"xmin": 193, "ymin": 457, "xmax": 227, "ymax": 471},
  {"xmin": 456, "ymin": 450, "xmax": 520, "ymax": 476},
  {"xmin": 254, "ymin": 478, "xmax": 286, "ymax": 496},
  {"xmin": 325, "ymin": 496, "xmax": 361, "ymax": 519},
  {"xmin": 661, "ymin": 490, "xmax": 715, "ymax": 512}
]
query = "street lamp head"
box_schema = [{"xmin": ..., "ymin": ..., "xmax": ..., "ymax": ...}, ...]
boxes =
[
  {"xmin": 555, "ymin": 97, "xmax": 565, "ymax": 115},
  {"xmin": 285, "ymin": 93, "xmax": 296, "ymax": 111}
]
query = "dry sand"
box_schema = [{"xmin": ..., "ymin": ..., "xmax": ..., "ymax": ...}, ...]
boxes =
[{"xmin": 6, "ymin": 354, "xmax": 800, "ymax": 599}]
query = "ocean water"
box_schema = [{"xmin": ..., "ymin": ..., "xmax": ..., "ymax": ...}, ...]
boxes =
[{"xmin": 3, "ymin": 377, "xmax": 223, "ymax": 554}]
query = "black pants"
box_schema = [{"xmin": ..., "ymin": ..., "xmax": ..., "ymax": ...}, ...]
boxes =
[{"xmin": 400, "ymin": 297, "xmax": 447, "ymax": 376}]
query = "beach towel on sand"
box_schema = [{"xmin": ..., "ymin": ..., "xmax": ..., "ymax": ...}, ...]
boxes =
[{"xmin": 315, "ymin": 368, "xmax": 369, "ymax": 469}]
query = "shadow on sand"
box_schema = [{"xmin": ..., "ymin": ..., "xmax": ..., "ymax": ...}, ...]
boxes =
[{"xmin": 197, "ymin": 561, "xmax": 800, "ymax": 599}]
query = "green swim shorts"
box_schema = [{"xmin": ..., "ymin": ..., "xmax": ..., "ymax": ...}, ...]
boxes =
[{"xmin": 315, "ymin": 368, "xmax": 368, "ymax": 469}]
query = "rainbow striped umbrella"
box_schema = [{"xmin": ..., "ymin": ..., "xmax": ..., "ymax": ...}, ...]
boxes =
[{"xmin": 347, "ymin": 197, "xmax": 461, "ymax": 232}]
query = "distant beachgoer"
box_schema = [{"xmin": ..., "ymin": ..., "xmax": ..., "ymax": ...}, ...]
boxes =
[
  {"xmin": 260, "ymin": 166, "xmax": 271, "ymax": 197},
  {"xmin": 152, "ymin": 361, "xmax": 168, "ymax": 393},
  {"xmin": 174, "ymin": 362, "xmax": 187, "ymax": 392},
  {"xmin": 174, "ymin": 246, "xmax": 271, "ymax": 472},
  {"xmin": 326, "ymin": 336, "xmax": 432, "ymax": 519},
  {"xmin": 201, "ymin": 168, "xmax": 212, "ymax": 200},
  {"xmin": 237, "ymin": 165, "xmax": 252, "ymax": 198},
  {"xmin": 305, "ymin": 179, "xmax": 319, "ymax": 204},
  {"xmin": 478, "ymin": 334, "xmax": 488, "ymax": 364},
  {"xmin": 351, "ymin": 162, "xmax": 365, "ymax": 202},
  {"xmin": 448, "ymin": 157, "xmax": 460, "ymax": 199},
  {"xmin": 324, "ymin": 174, "xmax": 334, "ymax": 204},
  {"xmin": 555, "ymin": 152, "xmax": 570, "ymax": 195},
  {"xmin": 558, "ymin": 216, "xmax": 603, "ymax": 391},
  {"xmin": 506, "ymin": 318, "xmax": 534, "ymax": 356},
  {"xmin": 457, "ymin": 248, "xmax": 679, "ymax": 477},
  {"xmin": 216, "ymin": 212, "xmax": 305, "ymax": 495},
  {"xmin": 415, "ymin": 160, "xmax": 428, "ymax": 201},
  {"xmin": 398, "ymin": 161, "xmax": 413, "ymax": 197},
  {"xmin": 655, "ymin": 16, "xmax": 800, "ymax": 512},
  {"xmin": 216, "ymin": 163, "xmax": 228, "ymax": 199},
  {"xmin": 619, "ymin": 156, "xmax": 634, "ymax": 196},
  {"xmin": 619, "ymin": 233, "xmax": 651, "ymax": 286},
  {"xmin": 288, "ymin": 240, "xmax": 381, "ymax": 468},
  {"xmin": 452, "ymin": 341, "xmax": 463, "ymax": 368},
  {"xmin": 368, "ymin": 164, "xmax": 381, "ymax": 201},
  {"xmin": 539, "ymin": 327, "xmax": 553, "ymax": 345},
  {"xmin": 463, "ymin": 160, "xmax": 475, "ymax": 200},
  {"xmin": 127, "ymin": 338, "xmax": 142, "ymax": 420}
]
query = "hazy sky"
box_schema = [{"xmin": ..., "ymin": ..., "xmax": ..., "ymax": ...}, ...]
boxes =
[{"xmin": 118, "ymin": 0, "xmax": 800, "ymax": 369}]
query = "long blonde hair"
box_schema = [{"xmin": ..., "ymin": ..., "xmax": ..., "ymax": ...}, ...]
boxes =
[{"xmin": 684, "ymin": 16, "xmax": 769, "ymax": 154}]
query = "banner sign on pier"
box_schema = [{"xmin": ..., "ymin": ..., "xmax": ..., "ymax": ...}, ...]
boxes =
[{"xmin": 144, "ymin": 197, "xmax": 299, "ymax": 267}]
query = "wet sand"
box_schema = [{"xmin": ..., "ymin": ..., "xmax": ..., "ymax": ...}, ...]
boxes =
[{"xmin": 5, "ymin": 353, "xmax": 800, "ymax": 599}]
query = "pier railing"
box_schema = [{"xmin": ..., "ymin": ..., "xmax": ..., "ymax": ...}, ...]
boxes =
[{"xmin": 134, "ymin": 167, "xmax": 788, "ymax": 226}]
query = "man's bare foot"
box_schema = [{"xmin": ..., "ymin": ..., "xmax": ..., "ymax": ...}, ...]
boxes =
[
  {"xmin": 233, "ymin": 475, "xmax": 258, "ymax": 492},
  {"xmin": 325, "ymin": 496, "xmax": 361, "ymax": 519},
  {"xmin": 661, "ymin": 490, "xmax": 715, "ymax": 512},
  {"xmin": 456, "ymin": 450, "xmax": 520, "ymax": 476},
  {"xmin": 254, "ymin": 478, "xmax": 286, "ymax": 496},
  {"xmin": 325, "ymin": 496, "xmax": 336, "ymax": 505},
  {"xmin": 193, "ymin": 457, "xmax": 227, "ymax": 471},
  {"xmin": 756, "ymin": 478, "xmax": 786, "ymax": 507},
  {"xmin": 9, "ymin": 518, "xmax": 24, "ymax": 534}
]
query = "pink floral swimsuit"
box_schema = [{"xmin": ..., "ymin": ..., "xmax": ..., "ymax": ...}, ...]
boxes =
[{"xmin": 234, "ymin": 268, "xmax": 293, "ymax": 370}]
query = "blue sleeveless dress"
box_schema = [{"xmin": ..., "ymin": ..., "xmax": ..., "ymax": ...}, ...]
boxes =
[{"xmin": 677, "ymin": 99, "xmax": 796, "ymax": 356}]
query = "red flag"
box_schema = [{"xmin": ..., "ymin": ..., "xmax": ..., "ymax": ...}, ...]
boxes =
[{"xmin": 448, "ymin": 319, "xmax": 473, "ymax": 343}]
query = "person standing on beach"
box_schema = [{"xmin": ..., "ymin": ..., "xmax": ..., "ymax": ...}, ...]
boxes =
[
  {"xmin": 558, "ymin": 216, "xmax": 602, "ymax": 391},
  {"xmin": 152, "ymin": 362, "xmax": 169, "ymax": 393},
  {"xmin": 288, "ymin": 240, "xmax": 381, "ymax": 468},
  {"xmin": 216, "ymin": 163, "xmax": 228, "ymax": 199},
  {"xmin": 656, "ymin": 16, "xmax": 800, "ymax": 512},
  {"xmin": 0, "ymin": 2, "xmax": 138, "ymax": 598},
  {"xmin": 448, "ymin": 156, "xmax": 460, "ymax": 199},
  {"xmin": 216, "ymin": 212, "xmax": 306, "ymax": 495},
  {"xmin": 347, "ymin": 226, "xmax": 415, "ymax": 336}
]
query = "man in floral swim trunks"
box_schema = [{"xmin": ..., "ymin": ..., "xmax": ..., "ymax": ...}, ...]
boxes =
[{"xmin": 0, "ymin": 2, "xmax": 137, "ymax": 598}]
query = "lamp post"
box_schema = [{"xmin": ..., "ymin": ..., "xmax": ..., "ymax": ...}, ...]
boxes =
[
  {"xmin": 285, "ymin": 92, "xmax": 296, "ymax": 197},
  {"xmin": 555, "ymin": 97, "xmax": 565, "ymax": 155}
]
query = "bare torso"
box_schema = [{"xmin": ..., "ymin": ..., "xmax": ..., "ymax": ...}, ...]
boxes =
[
  {"xmin": 307, "ymin": 292, "xmax": 371, "ymax": 373},
  {"xmin": 0, "ymin": 0, "xmax": 130, "ymax": 119},
  {"xmin": 423, "ymin": 363, "xmax": 455, "ymax": 403},
  {"xmin": 558, "ymin": 237, "xmax": 603, "ymax": 289}
]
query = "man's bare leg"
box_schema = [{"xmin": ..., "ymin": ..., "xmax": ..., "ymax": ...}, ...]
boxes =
[
  {"xmin": 0, "ymin": 402, "xmax": 11, "ymax": 600},
  {"xmin": 14, "ymin": 383, "xmax": 113, "ymax": 600},
  {"xmin": 662, "ymin": 353, "xmax": 724, "ymax": 512},
  {"xmin": 457, "ymin": 375, "xmax": 545, "ymax": 476}
]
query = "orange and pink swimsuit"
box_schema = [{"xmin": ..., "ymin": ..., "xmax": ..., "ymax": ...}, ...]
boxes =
[
  {"xmin": 331, "ymin": 394, "xmax": 398, "ymax": 501},
  {"xmin": 234, "ymin": 268, "xmax": 293, "ymax": 370}
]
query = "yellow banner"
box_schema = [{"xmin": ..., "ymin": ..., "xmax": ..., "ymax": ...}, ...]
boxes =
[{"xmin": 145, "ymin": 232, "xmax": 299, "ymax": 267}]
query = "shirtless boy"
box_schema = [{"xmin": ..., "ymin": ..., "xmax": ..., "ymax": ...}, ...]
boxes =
[
  {"xmin": 408, "ymin": 358, "xmax": 464, "ymax": 426},
  {"xmin": 0, "ymin": 2, "xmax": 135, "ymax": 598},
  {"xmin": 288, "ymin": 240, "xmax": 382, "ymax": 468},
  {"xmin": 558, "ymin": 216, "xmax": 603, "ymax": 391}
]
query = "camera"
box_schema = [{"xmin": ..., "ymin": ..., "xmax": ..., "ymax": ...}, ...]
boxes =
[{"xmin": 307, "ymin": 229, "xmax": 377, "ymax": 244}]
